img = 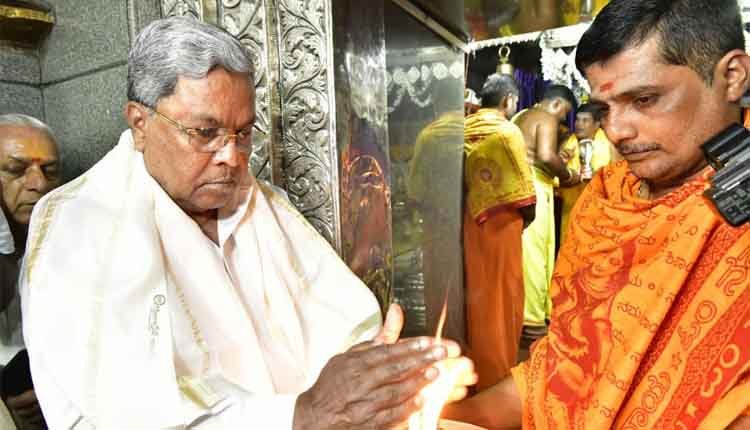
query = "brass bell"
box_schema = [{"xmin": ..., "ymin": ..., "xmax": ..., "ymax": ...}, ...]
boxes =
[{"xmin": 496, "ymin": 45, "xmax": 514, "ymax": 75}]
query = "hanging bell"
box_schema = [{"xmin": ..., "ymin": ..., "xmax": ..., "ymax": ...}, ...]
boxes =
[{"xmin": 497, "ymin": 45, "xmax": 514, "ymax": 75}]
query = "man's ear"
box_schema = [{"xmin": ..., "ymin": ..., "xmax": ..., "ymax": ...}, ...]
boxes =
[
  {"xmin": 500, "ymin": 95, "xmax": 511, "ymax": 111},
  {"xmin": 715, "ymin": 49, "xmax": 750, "ymax": 103},
  {"xmin": 124, "ymin": 101, "xmax": 149, "ymax": 152},
  {"xmin": 550, "ymin": 98, "xmax": 565, "ymax": 115}
]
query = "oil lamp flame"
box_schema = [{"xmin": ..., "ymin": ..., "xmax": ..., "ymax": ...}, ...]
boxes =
[{"xmin": 435, "ymin": 300, "xmax": 447, "ymax": 344}]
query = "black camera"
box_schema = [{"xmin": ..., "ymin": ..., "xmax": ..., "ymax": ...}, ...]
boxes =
[{"xmin": 702, "ymin": 123, "xmax": 750, "ymax": 226}]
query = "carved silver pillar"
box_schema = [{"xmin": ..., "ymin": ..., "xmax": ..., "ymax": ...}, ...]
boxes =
[
  {"xmin": 161, "ymin": 0, "xmax": 216, "ymax": 22},
  {"xmin": 218, "ymin": 0, "xmax": 274, "ymax": 182},
  {"xmin": 272, "ymin": 0, "xmax": 341, "ymax": 247}
]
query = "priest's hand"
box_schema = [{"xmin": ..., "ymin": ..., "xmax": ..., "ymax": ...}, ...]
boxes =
[
  {"xmin": 293, "ymin": 304, "xmax": 475, "ymax": 429},
  {"xmin": 728, "ymin": 415, "xmax": 750, "ymax": 430}
]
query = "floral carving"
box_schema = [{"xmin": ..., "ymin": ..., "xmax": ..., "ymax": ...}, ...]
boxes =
[
  {"xmin": 161, "ymin": 0, "xmax": 202, "ymax": 19},
  {"xmin": 218, "ymin": 0, "xmax": 272, "ymax": 180},
  {"xmin": 275, "ymin": 0, "xmax": 337, "ymax": 245}
]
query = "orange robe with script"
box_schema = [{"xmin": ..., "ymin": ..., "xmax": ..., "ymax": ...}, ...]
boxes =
[
  {"xmin": 464, "ymin": 109, "xmax": 536, "ymax": 389},
  {"xmin": 512, "ymin": 161, "xmax": 750, "ymax": 429}
]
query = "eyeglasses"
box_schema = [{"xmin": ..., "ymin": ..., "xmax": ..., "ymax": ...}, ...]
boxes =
[{"xmin": 147, "ymin": 107, "xmax": 266, "ymax": 154}]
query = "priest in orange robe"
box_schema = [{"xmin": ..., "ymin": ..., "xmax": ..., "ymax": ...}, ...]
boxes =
[{"xmin": 463, "ymin": 74, "xmax": 536, "ymax": 390}]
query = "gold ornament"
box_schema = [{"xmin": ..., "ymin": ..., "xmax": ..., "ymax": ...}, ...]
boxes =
[{"xmin": 497, "ymin": 45, "xmax": 514, "ymax": 76}]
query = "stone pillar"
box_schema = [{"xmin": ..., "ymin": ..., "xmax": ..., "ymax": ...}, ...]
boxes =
[{"xmin": 38, "ymin": 0, "xmax": 161, "ymax": 181}]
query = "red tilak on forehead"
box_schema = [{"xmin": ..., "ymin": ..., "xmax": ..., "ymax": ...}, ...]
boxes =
[{"xmin": 599, "ymin": 82, "xmax": 614, "ymax": 93}]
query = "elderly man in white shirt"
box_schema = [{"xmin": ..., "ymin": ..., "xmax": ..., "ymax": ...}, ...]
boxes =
[
  {"xmin": 0, "ymin": 208, "xmax": 18, "ymax": 429},
  {"xmin": 0, "ymin": 113, "xmax": 62, "ymax": 430},
  {"xmin": 21, "ymin": 17, "xmax": 474, "ymax": 429}
]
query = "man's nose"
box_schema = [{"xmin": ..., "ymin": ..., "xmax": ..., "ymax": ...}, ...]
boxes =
[
  {"xmin": 602, "ymin": 108, "xmax": 637, "ymax": 144},
  {"xmin": 23, "ymin": 165, "xmax": 49, "ymax": 192},
  {"xmin": 213, "ymin": 136, "xmax": 240, "ymax": 168}
]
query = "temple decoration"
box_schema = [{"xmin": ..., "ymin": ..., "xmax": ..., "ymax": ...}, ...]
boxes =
[
  {"xmin": 539, "ymin": 37, "xmax": 590, "ymax": 103},
  {"xmin": 0, "ymin": 0, "xmax": 54, "ymax": 47},
  {"xmin": 496, "ymin": 44, "xmax": 513, "ymax": 75},
  {"xmin": 387, "ymin": 54, "xmax": 463, "ymax": 113}
]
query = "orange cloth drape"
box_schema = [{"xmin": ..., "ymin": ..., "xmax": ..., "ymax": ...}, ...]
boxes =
[
  {"xmin": 464, "ymin": 207, "xmax": 525, "ymax": 390},
  {"xmin": 512, "ymin": 161, "xmax": 750, "ymax": 429}
]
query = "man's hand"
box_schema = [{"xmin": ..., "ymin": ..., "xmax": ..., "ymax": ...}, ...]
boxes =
[
  {"xmin": 373, "ymin": 304, "xmax": 475, "ymax": 405},
  {"xmin": 6, "ymin": 389, "xmax": 45, "ymax": 430},
  {"xmin": 293, "ymin": 304, "xmax": 476, "ymax": 429},
  {"xmin": 559, "ymin": 148, "xmax": 574, "ymax": 164},
  {"xmin": 559, "ymin": 168, "xmax": 581, "ymax": 187},
  {"xmin": 373, "ymin": 303, "xmax": 404, "ymax": 346},
  {"xmin": 442, "ymin": 376, "xmax": 522, "ymax": 429}
]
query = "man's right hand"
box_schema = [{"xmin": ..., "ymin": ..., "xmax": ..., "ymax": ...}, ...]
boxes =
[
  {"xmin": 294, "ymin": 337, "xmax": 448, "ymax": 429},
  {"xmin": 293, "ymin": 304, "xmax": 474, "ymax": 429}
]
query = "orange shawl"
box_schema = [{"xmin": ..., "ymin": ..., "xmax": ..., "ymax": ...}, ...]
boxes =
[{"xmin": 512, "ymin": 161, "xmax": 750, "ymax": 429}]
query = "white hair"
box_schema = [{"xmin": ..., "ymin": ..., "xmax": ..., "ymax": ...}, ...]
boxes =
[
  {"xmin": 0, "ymin": 113, "xmax": 57, "ymax": 145},
  {"xmin": 127, "ymin": 16, "xmax": 254, "ymax": 108}
]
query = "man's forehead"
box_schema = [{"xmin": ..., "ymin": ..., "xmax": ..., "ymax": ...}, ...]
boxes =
[
  {"xmin": 171, "ymin": 69, "xmax": 254, "ymax": 98},
  {"xmin": 0, "ymin": 126, "xmax": 57, "ymax": 158},
  {"xmin": 586, "ymin": 36, "xmax": 686, "ymax": 103},
  {"xmin": 166, "ymin": 73, "xmax": 256, "ymax": 124}
]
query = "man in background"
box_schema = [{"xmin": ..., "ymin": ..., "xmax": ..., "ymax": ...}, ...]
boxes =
[
  {"xmin": 463, "ymin": 74, "xmax": 535, "ymax": 390},
  {"xmin": 513, "ymin": 85, "xmax": 577, "ymax": 358},
  {"xmin": 557, "ymin": 102, "xmax": 619, "ymax": 245},
  {"xmin": 408, "ymin": 111, "xmax": 465, "ymax": 342},
  {"xmin": 0, "ymin": 113, "xmax": 61, "ymax": 429}
]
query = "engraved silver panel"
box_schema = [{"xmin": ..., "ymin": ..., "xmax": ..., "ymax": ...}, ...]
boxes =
[
  {"xmin": 333, "ymin": 0, "xmax": 392, "ymax": 314},
  {"xmin": 274, "ymin": 0, "xmax": 339, "ymax": 247},
  {"xmin": 127, "ymin": 0, "xmax": 162, "ymax": 46},
  {"xmin": 161, "ymin": 0, "xmax": 203, "ymax": 19},
  {"xmin": 218, "ymin": 0, "xmax": 272, "ymax": 181},
  {"xmin": 386, "ymin": 1, "xmax": 465, "ymax": 341}
]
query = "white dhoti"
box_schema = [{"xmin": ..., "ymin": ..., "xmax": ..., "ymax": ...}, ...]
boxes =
[{"xmin": 20, "ymin": 130, "xmax": 381, "ymax": 429}]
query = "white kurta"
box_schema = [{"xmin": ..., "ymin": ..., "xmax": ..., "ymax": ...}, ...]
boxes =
[{"xmin": 20, "ymin": 130, "xmax": 381, "ymax": 429}]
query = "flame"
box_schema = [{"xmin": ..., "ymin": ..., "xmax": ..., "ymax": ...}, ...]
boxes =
[
  {"xmin": 408, "ymin": 299, "xmax": 461, "ymax": 430},
  {"xmin": 435, "ymin": 300, "xmax": 447, "ymax": 343}
]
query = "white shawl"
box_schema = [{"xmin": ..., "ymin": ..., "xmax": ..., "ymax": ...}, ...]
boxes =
[{"xmin": 20, "ymin": 130, "xmax": 381, "ymax": 429}]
